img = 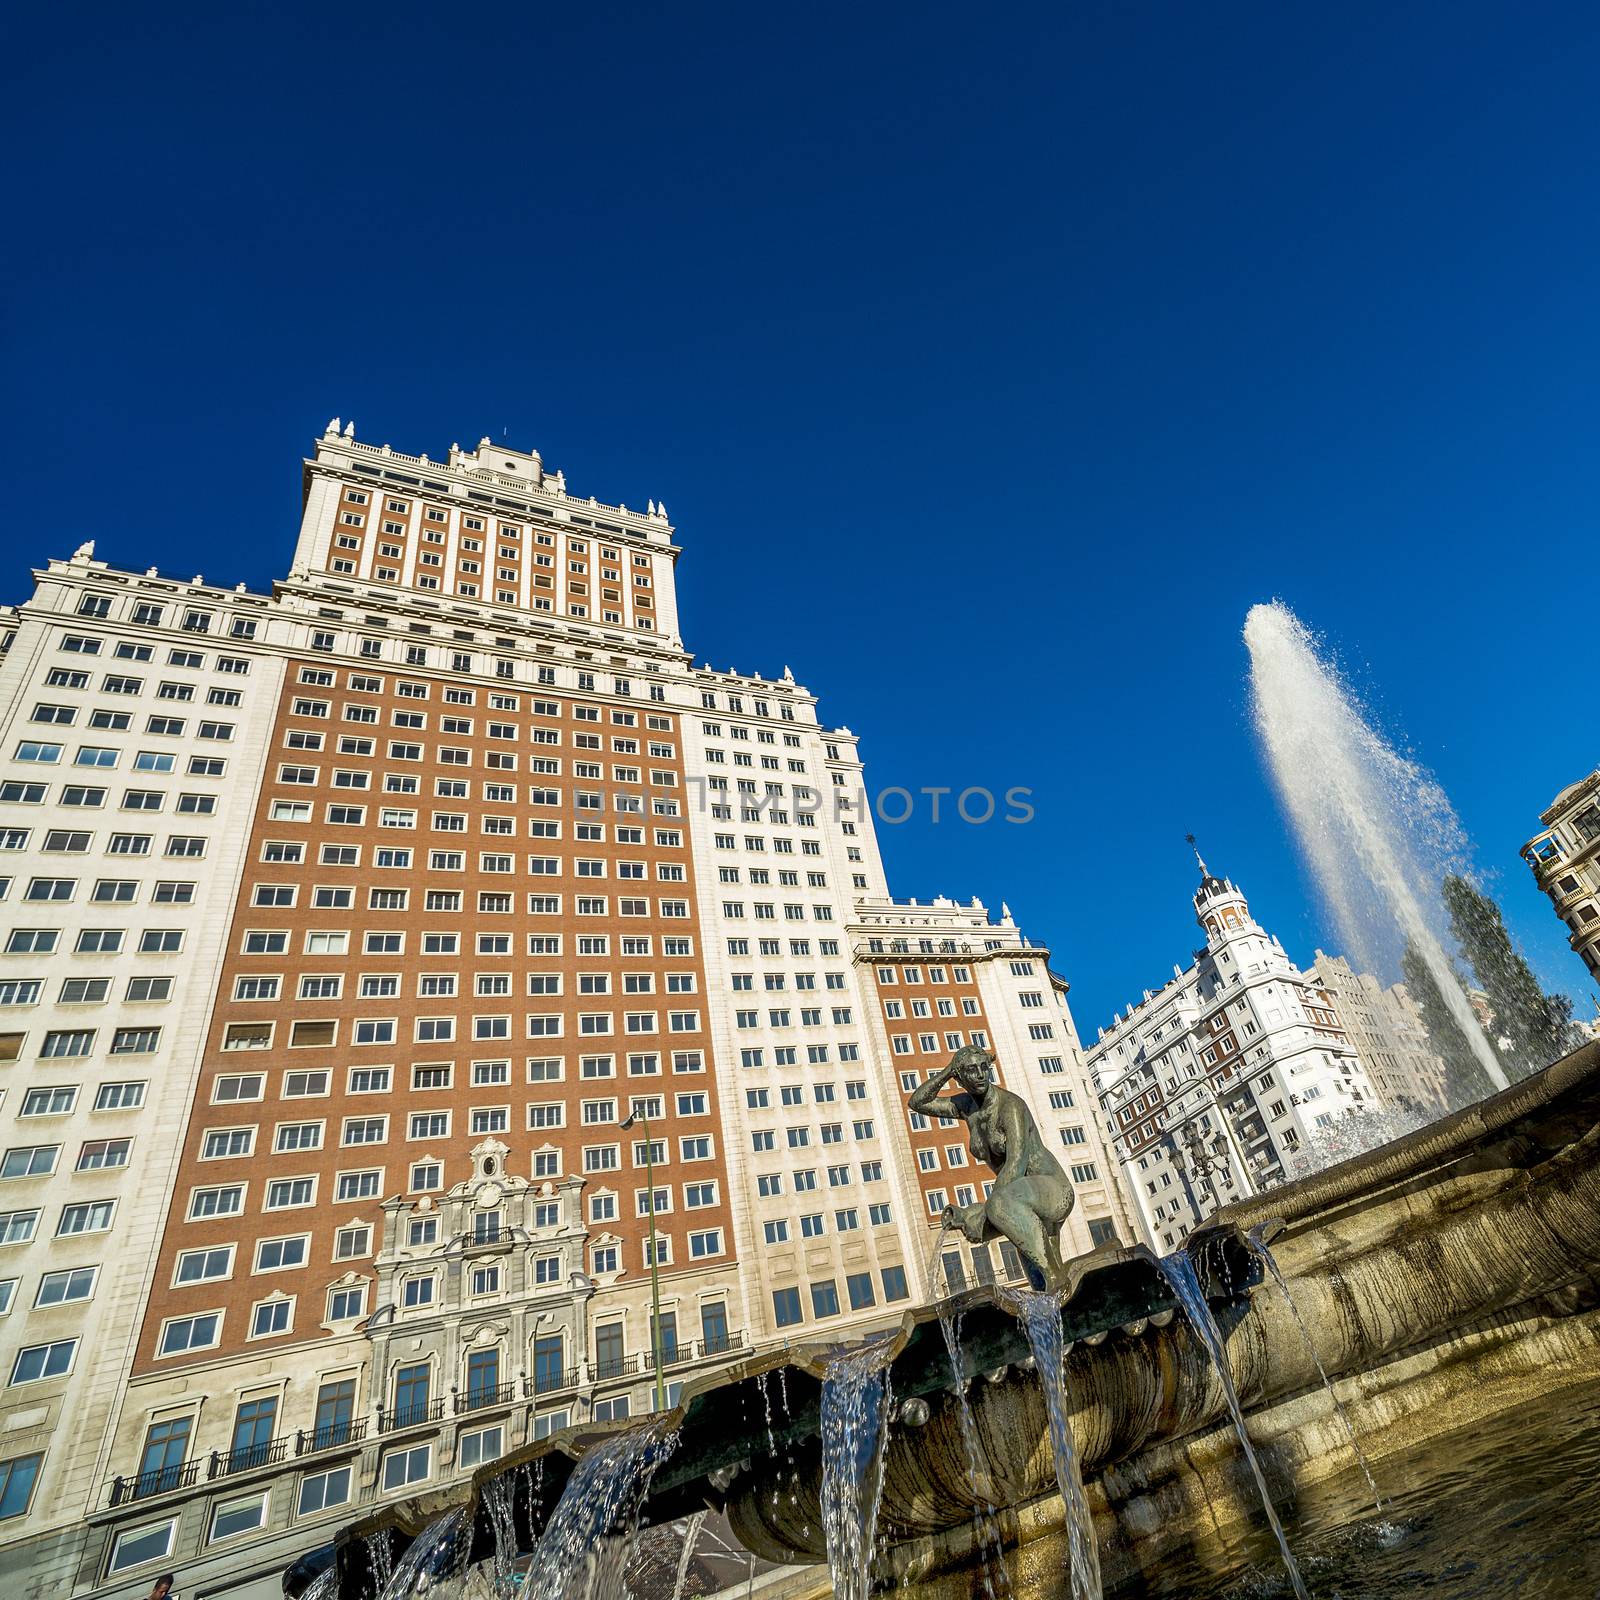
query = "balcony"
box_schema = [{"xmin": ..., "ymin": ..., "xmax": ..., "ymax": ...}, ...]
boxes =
[
  {"xmin": 664, "ymin": 1330, "xmax": 747, "ymax": 1366},
  {"xmin": 454, "ymin": 1382, "xmax": 515, "ymax": 1415},
  {"xmin": 208, "ymin": 1437, "xmax": 288, "ymax": 1479},
  {"xmin": 523, "ymin": 1367, "xmax": 580, "ymax": 1399},
  {"xmin": 107, "ymin": 1460, "xmax": 199, "ymax": 1506},
  {"xmin": 295, "ymin": 1418, "xmax": 369, "ymax": 1456},
  {"xmin": 376, "ymin": 1398, "xmax": 446, "ymax": 1434}
]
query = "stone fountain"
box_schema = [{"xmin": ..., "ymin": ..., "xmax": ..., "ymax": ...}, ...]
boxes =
[{"xmin": 292, "ymin": 1037, "xmax": 1600, "ymax": 1598}]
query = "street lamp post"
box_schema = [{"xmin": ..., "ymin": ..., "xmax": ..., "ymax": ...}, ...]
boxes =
[
  {"xmin": 1181, "ymin": 1077, "xmax": 1257, "ymax": 1203},
  {"xmin": 620, "ymin": 1104, "xmax": 667, "ymax": 1413},
  {"xmin": 528, "ymin": 1308, "xmax": 553, "ymax": 1445},
  {"xmin": 1208, "ymin": 1082, "xmax": 1259, "ymax": 1198}
]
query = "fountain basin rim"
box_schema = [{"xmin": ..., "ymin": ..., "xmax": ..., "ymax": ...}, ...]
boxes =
[{"xmin": 318, "ymin": 1226, "xmax": 1257, "ymax": 1570}]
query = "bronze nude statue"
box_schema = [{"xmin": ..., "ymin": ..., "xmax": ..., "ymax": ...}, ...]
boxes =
[{"xmin": 908, "ymin": 1044, "xmax": 1074, "ymax": 1291}]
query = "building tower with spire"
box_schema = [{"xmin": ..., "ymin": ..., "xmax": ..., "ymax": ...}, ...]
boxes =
[{"xmin": 1085, "ymin": 848, "xmax": 1379, "ymax": 1251}]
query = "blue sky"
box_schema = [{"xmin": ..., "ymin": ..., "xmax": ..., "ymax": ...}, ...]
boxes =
[{"xmin": 4, "ymin": 2, "xmax": 1596, "ymax": 1032}]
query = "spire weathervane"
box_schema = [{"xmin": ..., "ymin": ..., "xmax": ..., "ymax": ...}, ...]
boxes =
[{"xmin": 1186, "ymin": 833, "xmax": 1210, "ymax": 877}]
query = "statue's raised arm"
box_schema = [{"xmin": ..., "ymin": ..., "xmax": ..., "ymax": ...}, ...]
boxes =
[{"xmin": 907, "ymin": 1061, "xmax": 969, "ymax": 1124}]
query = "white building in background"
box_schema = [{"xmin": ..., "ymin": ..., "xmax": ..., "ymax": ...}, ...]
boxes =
[
  {"xmin": 1522, "ymin": 767, "xmax": 1600, "ymax": 987},
  {"xmin": 1086, "ymin": 855, "xmax": 1377, "ymax": 1252},
  {"xmin": 1306, "ymin": 952, "xmax": 1449, "ymax": 1115}
]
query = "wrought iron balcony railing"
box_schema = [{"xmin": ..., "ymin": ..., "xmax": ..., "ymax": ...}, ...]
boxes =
[
  {"xmin": 523, "ymin": 1367, "xmax": 580, "ymax": 1398},
  {"xmin": 107, "ymin": 1460, "xmax": 199, "ymax": 1506},
  {"xmin": 208, "ymin": 1437, "xmax": 288, "ymax": 1479},
  {"xmin": 376, "ymin": 1397, "xmax": 446, "ymax": 1434},
  {"xmin": 454, "ymin": 1382, "xmax": 515, "ymax": 1414},
  {"xmin": 294, "ymin": 1418, "xmax": 368, "ymax": 1456}
]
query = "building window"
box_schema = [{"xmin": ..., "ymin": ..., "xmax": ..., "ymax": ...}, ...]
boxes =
[
  {"xmin": 380, "ymin": 1443, "xmax": 431, "ymax": 1492},
  {"xmin": 209, "ymin": 1489, "xmax": 268, "ymax": 1542},
  {"xmin": 458, "ymin": 1425, "xmax": 503, "ymax": 1470},
  {"xmin": 0, "ymin": 1454, "xmax": 42, "ymax": 1521},
  {"xmin": 809, "ymin": 1280, "xmax": 841, "ymax": 1319},
  {"xmin": 296, "ymin": 1464, "xmax": 352, "ymax": 1517},
  {"xmin": 250, "ymin": 1298, "xmax": 293, "ymax": 1339},
  {"xmin": 107, "ymin": 1517, "xmax": 178, "ymax": 1575},
  {"xmin": 11, "ymin": 1339, "xmax": 76, "ymax": 1384}
]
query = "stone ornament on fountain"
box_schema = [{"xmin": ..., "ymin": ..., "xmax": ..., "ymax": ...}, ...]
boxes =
[{"xmin": 909, "ymin": 1045, "xmax": 1074, "ymax": 1291}]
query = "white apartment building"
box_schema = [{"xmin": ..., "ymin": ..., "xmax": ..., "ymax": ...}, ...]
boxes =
[
  {"xmin": 1522, "ymin": 768, "xmax": 1600, "ymax": 986},
  {"xmin": 1086, "ymin": 856, "xmax": 1376, "ymax": 1252},
  {"xmin": 1306, "ymin": 951, "xmax": 1449, "ymax": 1115}
]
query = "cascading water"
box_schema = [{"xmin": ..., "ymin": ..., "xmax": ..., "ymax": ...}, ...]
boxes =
[
  {"xmin": 818, "ymin": 1334, "xmax": 896, "ymax": 1600},
  {"xmin": 482, "ymin": 1470, "xmax": 520, "ymax": 1586},
  {"xmin": 367, "ymin": 1530, "xmax": 395, "ymax": 1592},
  {"xmin": 937, "ymin": 1305, "xmax": 1012, "ymax": 1600},
  {"xmin": 522, "ymin": 1423, "xmax": 676, "ymax": 1600},
  {"xmin": 1245, "ymin": 1226, "xmax": 1382, "ymax": 1511},
  {"xmin": 1154, "ymin": 1251, "xmax": 1309, "ymax": 1600},
  {"xmin": 300, "ymin": 1571, "xmax": 338, "ymax": 1600},
  {"xmin": 1004, "ymin": 1288, "xmax": 1101, "ymax": 1600},
  {"xmin": 669, "ymin": 1511, "xmax": 706, "ymax": 1600},
  {"xmin": 1244, "ymin": 599, "xmax": 1508, "ymax": 1098},
  {"xmin": 379, "ymin": 1506, "xmax": 470, "ymax": 1598},
  {"xmin": 774, "ymin": 1367, "xmax": 807, "ymax": 1541}
]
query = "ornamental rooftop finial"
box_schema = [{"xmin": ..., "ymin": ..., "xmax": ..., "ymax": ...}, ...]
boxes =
[{"xmin": 1186, "ymin": 832, "xmax": 1209, "ymax": 878}]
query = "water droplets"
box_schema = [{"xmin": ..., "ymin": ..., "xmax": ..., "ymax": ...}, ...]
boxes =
[{"xmin": 1244, "ymin": 600, "xmax": 1507, "ymax": 1097}]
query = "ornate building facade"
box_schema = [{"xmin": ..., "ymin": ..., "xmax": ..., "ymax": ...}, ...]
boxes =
[
  {"xmin": 0, "ymin": 425, "xmax": 1125, "ymax": 1598},
  {"xmin": 1522, "ymin": 768, "xmax": 1600, "ymax": 986},
  {"xmin": 1086, "ymin": 856, "xmax": 1379, "ymax": 1252}
]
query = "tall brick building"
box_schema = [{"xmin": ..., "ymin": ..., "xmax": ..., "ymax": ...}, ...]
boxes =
[{"xmin": 0, "ymin": 424, "xmax": 1128, "ymax": 1598}]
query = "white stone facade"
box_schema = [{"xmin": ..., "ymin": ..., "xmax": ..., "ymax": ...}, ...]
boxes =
[
  {"xmin": 1522, "ymin": 768, "xmax": 1600, "ymax": 987},
  {"xmin": 1306, "ymin": 951, "xmax": 1449, "ymax": 1115},
  {"xmin": 0, "ymin": 558, "xmax": 287, "ymax": 1583},
  {"xmin": 1086, "ymin": 860, "xmax": 1378, "ymax": 1252}
]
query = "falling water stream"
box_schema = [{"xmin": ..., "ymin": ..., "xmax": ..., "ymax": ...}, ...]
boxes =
[
  {"xmin": 937, "ymin": 1303, "xmax": 1012, "ymax": 1600},
  {"xmin": 1154, "ymin": 1251, "xmax": 1310, "ymax": 1600},
  {"xmin": 1004, "ymin": 1288, "xmax": 1102, "ymax": 1600},
  {"xmin": 482, "ymin": 1469, "xmax": 519, "ymax": 1585},
  {"xmin": 522, "ymin": 1423, "xmax": 677, "ymax": 1600},
  {"xmin": 1244, "ymin": 600, "xmax": 1507, "ymax": 1098},
  {"xmin": 818, "ymin": 1334, "xmax": 896, "ymax": 1600},
  {"xmin": 1246, "ymin": 1226, "xmax": 1383, "ymax": 1512},
  {"xmin": 378, "ymin": 1506, "xmax": 469, "ymax": 1598},
  {"xmin": 367, "ymin": 1530, "xmax": 395, "ymax": 1593}
]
